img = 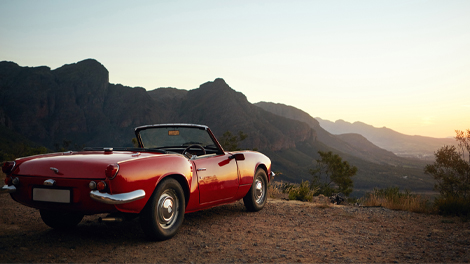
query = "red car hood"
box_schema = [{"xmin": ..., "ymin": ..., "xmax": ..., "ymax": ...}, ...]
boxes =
[{"xmin": 14, "ymin": 151, "xmax": 162, "ymax": 179}]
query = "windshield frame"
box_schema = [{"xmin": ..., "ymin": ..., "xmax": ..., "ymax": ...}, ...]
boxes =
[{"xmin": 134, "ymin": 124, "xmax": 225, "ymax": 154}]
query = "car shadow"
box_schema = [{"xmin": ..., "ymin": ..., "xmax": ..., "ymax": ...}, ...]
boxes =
[{"xmin": 36, "ymin": 200, "xmax": 248, "ymax": 243}]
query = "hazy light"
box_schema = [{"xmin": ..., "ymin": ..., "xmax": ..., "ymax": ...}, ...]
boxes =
[{"xmin": 1, "ymin": 0, "xmax": 469, "ymax": 138}]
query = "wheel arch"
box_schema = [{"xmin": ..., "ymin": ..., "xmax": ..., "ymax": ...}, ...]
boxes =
[
  {"xmin": 255, "ymin": 163, "xmax": 269, "ymax": 181},
  {"xmin": 157, "ymin": 174, "xmax": 190, "ymax": 208}
]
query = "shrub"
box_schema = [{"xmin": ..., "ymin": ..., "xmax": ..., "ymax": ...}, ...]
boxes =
[
  {"xmin": 280, "ymin": 182, "xmax": 296, "ymax": 194},
  {"xmin": 288, "ymin": 181, "xmax": 316, "ymax": 202},
  {"xmin": 310, "ymin": 151, "xmax": 357, "ymax": 196},
  {"xmin": 267, "ymin": 182, "xmax": 288, "ymax": 199},
  {"xmin": 424, "ymin": 129, "xmax": 470, "ymax": 216},
  {"xmin": 434, "ymin": 196, "xmax": 470, "ymax": 217}
]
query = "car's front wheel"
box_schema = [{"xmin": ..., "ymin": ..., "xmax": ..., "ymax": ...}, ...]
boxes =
[
  {"xmin": 39, "ymin": 209, "xmax": 84, "ymax": 229},
  {"xmin": 140, "ymin": 178, "xmax": 185, "ymax": 241},
  {"xmin": 243, "ymin": 169, "xmax": 268, "ymax": 212}
]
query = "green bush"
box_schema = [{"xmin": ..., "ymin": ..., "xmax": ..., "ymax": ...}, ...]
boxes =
[
  {"xmin": 424, "ymin": 129, "xmax": 470, "ymax": 217},
  {"xmin": 310, "ymin": 151, "xmax": 357, "ymax": 196},
  {"xmin": 280, "ymin": 182, "xmax": 296, "ymax": 194},
  {"xmin": 434, "ymin": 196, "xmax": 470, "ymax": 217},
  {"xmin": 288, "ymin": 181, "xmax": 315, "ymax": 202}
]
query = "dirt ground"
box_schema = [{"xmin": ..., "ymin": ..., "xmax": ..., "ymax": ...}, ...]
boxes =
[{"xmin": 1, "ymin": 193, "xmax": 469, "ymax": 263}]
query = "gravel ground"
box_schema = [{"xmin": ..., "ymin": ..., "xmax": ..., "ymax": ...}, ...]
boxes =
[{"xmin": 1, "ymin": 194, "xmax": 469, "ymax": 263}]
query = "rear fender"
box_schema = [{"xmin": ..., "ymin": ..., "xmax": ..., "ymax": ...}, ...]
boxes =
[
  {"xmin": 109, "ymin": 156, "xmax": 193, "ymax": 214},
  {"xmin": 234, "ymin": 151, "xmax": 272, "ymax": 185}
]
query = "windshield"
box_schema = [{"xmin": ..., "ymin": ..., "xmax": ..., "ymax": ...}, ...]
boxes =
[{"xmin": 138, "ymin": 126, "xmax": 218, "ymax": 149}]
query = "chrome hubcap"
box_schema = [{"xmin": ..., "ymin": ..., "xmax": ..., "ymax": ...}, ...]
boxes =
[
  {"xmin": 157, "ymin": 190, "xmax": 178, "ymax": 229},
  {"xmin": 254, "ymin": 178, "xmax": 265, "ymax": 204}
]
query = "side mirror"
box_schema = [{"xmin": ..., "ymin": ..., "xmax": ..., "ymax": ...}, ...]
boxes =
[{"xmin": 229, "ymin": 153, "xmax": 245, "ymax": 161}]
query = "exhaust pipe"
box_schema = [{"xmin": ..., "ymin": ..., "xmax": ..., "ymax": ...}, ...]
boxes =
[{"xmin": 99, "ymin": 216, "xmax": 124, "ymax": 223}]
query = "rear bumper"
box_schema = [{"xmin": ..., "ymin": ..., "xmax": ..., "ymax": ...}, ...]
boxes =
[
  {"xmin": 90, "ymin": 189, "xmax": 146, "ymax": 205},
  {"xmin": 269, "ymin": 171, "xmax": 275, "ymax": 181},
  {"xmin": 1, "ymin": 185, "xmax": 16, "ymax": 194}
]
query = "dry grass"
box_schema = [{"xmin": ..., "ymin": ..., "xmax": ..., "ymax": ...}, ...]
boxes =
[
  {"xmin": 267, "ymin": 182, "xmax": 289, "ymax": 200},
  {"xmin": 362, "ymin": 187, "xmax": 434, "ymax": 213},
  {"xmin": 268, "ymin": 182, "xmax": 333, "ymax": 210}
]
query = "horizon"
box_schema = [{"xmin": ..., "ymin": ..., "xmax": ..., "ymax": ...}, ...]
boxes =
[{"xmin": 1, "ymin": 0, "xmax": 468, "ymax": 138}]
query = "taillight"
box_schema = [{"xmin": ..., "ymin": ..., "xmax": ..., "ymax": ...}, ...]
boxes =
[
  {"xmin": 2, "ymin": 161, "xmax": 16, "ymax": 175},
  {"xmin": 4, "ymin": 177, "xmax": 19, "ymax": 186},
  {"xmin": 4, "ymin": 177, "xmax": 11, "ymax": 185},
  {"xmin": 105, "ymin": 163, "xmax": 119, "ymax": 179},
  {"xmin": 97, "ymin": 181, "xmax": 107, "ymax": 191}
]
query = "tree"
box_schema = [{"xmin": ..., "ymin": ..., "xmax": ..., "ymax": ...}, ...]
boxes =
[
  {"xmin": 54, "ymin": 140, "xmax": 84, "ymax": 152},
  {"xmin": 132, "ymin": 138, "xmax": 139, "ymax": 147},
  {"xmin": 0, "ymin": 143, "xmax": 49, "ymax": 162},
  {"xmin": 219, "ymin": 131, "xmax": 247, "ymax": 151},
  {"xmin": 309, "ymin": 151, "xmax": 357, "ymax": 196},
  {"xmin": 424, "ymin": 129, "xmax": 470, "ymax": 216}
]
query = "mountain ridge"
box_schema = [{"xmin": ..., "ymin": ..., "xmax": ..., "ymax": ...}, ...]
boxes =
[
  {"xmin": 316, "ymin": 118, "xmax": 455, "ymax": 160},
  {"xmin": 0, "ymin": 59, "xmax": 436, "ymax": 194},
  {"xmin": 254, "ymin": 102, "xmax": 416, "ymax": 166}
]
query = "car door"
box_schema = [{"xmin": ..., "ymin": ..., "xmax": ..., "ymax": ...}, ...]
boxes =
[{"xmin": 193, "ymin": 153, "xmax": 239, "ymax": 204}]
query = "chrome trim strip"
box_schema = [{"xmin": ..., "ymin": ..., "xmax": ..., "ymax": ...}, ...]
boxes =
[
  {"xmin": 90, "ymin": 189, "xmax": 146, "ymax": 205},
  {"xmin": 135, "ymin": 123, "xmax": 208, "ymax": 132},
  {"xmin": 1, "ymin": 185, "xmax": 16, "ymax": 194}
]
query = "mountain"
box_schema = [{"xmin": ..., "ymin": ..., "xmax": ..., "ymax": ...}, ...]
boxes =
[
  {"xmin": 254, "ymin": 102, "xmax": 433, "ymax": 193},
  {"xmin": 0, "ymin": 59, "xmax": 436, "ymax": 195},
  {"xmin": 255, "ymin": 102, "xmax": 410, "ymax": 166},
  {"xmin": 0, "ymin": 60, "xmax": 316, "ymax": 152},
  {"xmin": 0, "ymin": 59, "xmax": 167, "ymax": 147},
  {"xmin": 316, "ymin": 118, "xmax": 455, "ymax": 160}
]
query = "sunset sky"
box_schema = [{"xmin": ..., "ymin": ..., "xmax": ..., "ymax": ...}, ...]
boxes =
[{"xmin": 1, "ymin": 0, "xmax": 469, "ymax": 138}]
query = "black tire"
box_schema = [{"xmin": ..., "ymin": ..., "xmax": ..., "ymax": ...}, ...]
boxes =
[
  {"xmin": 243, "ymin": 169, "xmax": 268, "ymax": 212},
  {"xmin": 140, "ymin": 178, "xmax": 185, "ymax": 241},
  {"xmin": 39, "ymin": 209, "xmax": 84, "ymax": 229}
]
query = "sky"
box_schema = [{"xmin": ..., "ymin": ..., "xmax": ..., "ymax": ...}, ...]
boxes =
[{"xmin": 1, "ymin": 0, "xmax": 469, "ymax": 138}]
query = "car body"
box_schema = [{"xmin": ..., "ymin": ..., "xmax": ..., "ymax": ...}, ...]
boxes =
[{"xmin": 1, "ymin": 124, "xmax": 273, "ymax": 240}]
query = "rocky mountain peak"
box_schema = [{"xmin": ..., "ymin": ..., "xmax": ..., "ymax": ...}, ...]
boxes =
[{"xmin": 199, "ymin": 78, "xmax": 230, "ymax": 91}]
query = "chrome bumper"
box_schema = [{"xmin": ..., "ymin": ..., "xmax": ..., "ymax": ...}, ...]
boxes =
[
  {"xmin": 269, "ymin": 171, "xmax": 275, "ymax": 181},
  {"xmin": 1, "ymin": 185, "xmax": 16, "ymax": 194},
  {"xmin": 90, "ymin": 189, "xmax": 146, "ymax": 205}
]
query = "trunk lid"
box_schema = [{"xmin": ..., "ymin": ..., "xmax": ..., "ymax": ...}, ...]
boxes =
[{"xmin": 14, "ymin": 151, "xmax": 161, "ymax": 179}]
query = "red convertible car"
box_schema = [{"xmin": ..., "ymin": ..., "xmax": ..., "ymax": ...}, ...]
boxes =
[{"xmin": 1, "ymin": 124, "xmax": 273, "ymax": 240}]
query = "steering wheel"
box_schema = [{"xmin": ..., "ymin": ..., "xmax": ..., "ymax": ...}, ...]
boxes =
[{"xmin": 182, "ymin": 144, "xmax": 206, "ymax": 158}]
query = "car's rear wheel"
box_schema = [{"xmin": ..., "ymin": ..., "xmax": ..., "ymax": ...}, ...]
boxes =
[
  {"xmin": 39, "ymin": 209, "xmax": 84, "ymax": 229},
  {"xmin": 140, "ymin": 178, "xmax": 185, "ymax": 241},
  {"xmin": 243, "ymin": 169, "xmax": 268, "ymax": 212}
]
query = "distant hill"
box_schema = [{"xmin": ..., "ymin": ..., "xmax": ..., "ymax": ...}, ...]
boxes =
[
  {"xmin": 255, "ymin": 102, "xmax": 409, "ymax": 166},
  {"xmin": 316, "ymin": 118, "xmax": 455, "ymax": 160},
  {"xmin": 254, "ymin": 102, "xmax": 433, "ymax": 194},
  {"xmin": 0, "ymin": 59, "xmax": 436, "ymax": 195}
]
